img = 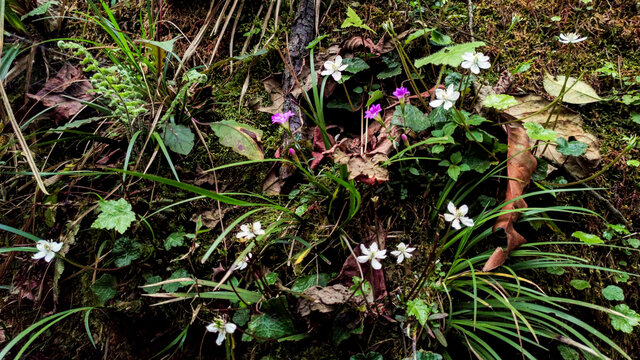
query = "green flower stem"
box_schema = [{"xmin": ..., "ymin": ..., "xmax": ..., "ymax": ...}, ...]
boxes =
[{"xmin": 342, "ymin": 81, "xmax": 356, "ymax": 111}]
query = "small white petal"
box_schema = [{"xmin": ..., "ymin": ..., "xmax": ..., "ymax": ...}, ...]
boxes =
[
  {"xmin": 216, "ymin": 332, "xmax": 225, "ymax": 346},
  {"xmin": 338, "ymin": 64, "xmax": 348, "ymax": 71},
  {"xmin": 371, "ymin": 259, "xmax": 382, "ymax": 270},
  {"xmin": 206, "ymin": 323, "xmax": 219, "ymax": 333},
  {"xmin": 32, "ymin": 251, "xmax": 47, "ymax": 260},
  {"xmin": 443, "ymin": 100, "xmax": 453, "ymax": 110},
  {"xmin": 391, "ymin": 250, "xmax": 401, "ymax": 257},
  {"xmin": 435, "ymin": 89, "xmax": 445, "ymax": 98},
  {"xmin": 323, "ymin": 61, "xmax": 334, "ymax": 71},
  {"xmin": 461, "ymin": 216, "xmax": 475, "ymax": 227},
  {"xmin": 429, "ymin": 99, "xmax": 443, "ymax": 108},
  {"xmin": 44, "ymin": 252, "xmax": 56, "ymax": 262},
  {"xmin": 357, "ymin": 255, "xmax": 370, "ymax": 264},
  {"xmin": 452, "ymin": 219, "xmax": 461, "ymax": 230},
  {"xmin": 444, "ymin": 213, "xmax": 455, "ymax": 222},
  {"xmin": 321, "ymin": 69, "xmax": 332, "ymax": 76},
  {"xmin": 396, "ymin": 255, "xmax": 404, "ymax": 264},
  {"xmin": 331, "ymin": 71, "xmax": 341, "ymax": 82},
  {"xmin": 51, "ymin": 242, "xmax": 63, "ymax": 252},
  {"xmin": 449, "ymin": 91, "xmax": 460, "ymax": 101},
  {"xmin": 458, "ymin": 204, "xmax": 469, "ymax": 216},
  {"xmin": 334, "ymin": 55, "xmax": 343, "ymax": 66},
  {"xmin": 225, "ymin": 323, "xmax": 237, "ymax": 334},
  {"xmin": 360, "ymin": 244, "xmax": 369, "ymax": 255},
  {"xmin": 376, "ymin": 249, "xmax": 387, "ymax": 259},
  {"xmin": 370, "ymin": 242, "xmax": 379, "ymax": 253},
  {"xmin": 461, "ymin": 52, "xmax": 475, "ymax": 61},
  {"xmin": 470, "ymin": 64, "xmax": 480, "ymax": 74},
  {"xmin": 461, "ymin": 61, "xmax": 472, "ymax": 69},
  {"xmin": 447, "ymin": 201, "xmax": 457, "ymax": 214}
]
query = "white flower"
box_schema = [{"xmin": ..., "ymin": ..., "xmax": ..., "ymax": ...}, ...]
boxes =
[
  {"xmin": 236, "ymin": 221, "xmax": 266, "ymax": 241},
  {"xmin": 356, "ymin": 242, "xmax": 387, "ymax": 270},
  {"xmin": 461, "ymin": 51, "xmax": 491, "ymax": 74},
  {"xmin": 443, "ymin": 202, "xmax": 474, "ymax": 230},
  {"xmin": 234, "ymin": 253, "xmax": 252, "ymax": 271},
  {"xmin": 32, "ymin": 240, "xmax": 63, "ymax": 262},
  {"xmin": 206, "ymin": 317, "xmax": 237, "ymax": 346},
  {"xmin": 429, "ymin": 84, "xmax": 460, "ymax": 110},
  {"xmin": 321, "ymin": 55, "xmax": 348, "ymax": 82},
  {"xmin": 390, "ymin": 242, "xmax": 416, "ymax": 264},
  {"xmin": 558, "ymin": 32, "xmax": 587, "ymax": 44}
]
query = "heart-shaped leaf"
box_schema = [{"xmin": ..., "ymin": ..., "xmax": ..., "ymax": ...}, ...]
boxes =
[
  {"xmin": 556, "ymin": 137, "xmax": 588, "ymax": 156},
  {"xmin": 210, "ymin": 120, "xmax": 264, "ymax": 160},
  {"xmin": 543, "ymin": 73, "xmax": 603, "ymax": 104},
  {"xmin": 160, "ymin": 123, "xmax": 195, "ymax": 155}
]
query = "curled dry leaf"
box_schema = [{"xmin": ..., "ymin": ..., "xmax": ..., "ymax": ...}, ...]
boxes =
[
  {"xmin": 27, "ymin": 64, "xmax": 93, "ymax": 123},
  {"xmin": 504, "ymin": 95, "xmax": 601, "ymax": 178},
  {"xmin": 483, "ymin": 123, "xmax": 537, "ymax": 272},
  {"xmin": 297, "ymin": 284, "xmax": 355, "ymax": 317}
]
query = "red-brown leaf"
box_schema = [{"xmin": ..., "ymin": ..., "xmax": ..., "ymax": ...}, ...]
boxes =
[{"xmin": 483, "ymin": 123, "xmax": 537, "ymax": 271}]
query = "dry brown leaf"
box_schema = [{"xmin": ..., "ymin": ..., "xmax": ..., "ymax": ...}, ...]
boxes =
[
  {"xmin": 504, "ymin": 95, "xmax": 601, "ymax": 178},
  {"xmin": 297, "ymin": 284, "xmax": 353, "ymax": 317},
  {"xmin": 27, "ymin": 64, "xmax": 93, "ymax": 123},
  {"xmin": 191, "ymin": 207, "xmax": 230, "ymax": 229},
  {"xmin": 484, "ymin": 123, "xmax": 537, "ymax": 272}
]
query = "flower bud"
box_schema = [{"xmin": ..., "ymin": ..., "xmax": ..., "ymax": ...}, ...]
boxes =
[{"xmin": 401, "ymin": 134, "xmax": 410, "ymax": 147}]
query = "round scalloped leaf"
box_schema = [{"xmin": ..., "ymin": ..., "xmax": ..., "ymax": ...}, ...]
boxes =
[{"xmin": 602, "ymin": 285, "xmax": 624, "ymax": 301}]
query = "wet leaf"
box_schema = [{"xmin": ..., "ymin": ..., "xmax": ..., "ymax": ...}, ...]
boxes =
[
  {"xmin": 343, "ymin": 57, "xmax": 370, "ymax": 74},
  {"xmin": 162, "ymin": 269, "xmax": 191, "ymax": 292},
  {"xmin": 210, "ymin": 120, "xmax": 264, "ymax": 160},
  {"xmin": 572, "ymin": 231, "xmax": 604, "ymax": 245},
  {"xmin": 392, "ymin": 104, "xmax": 431, "ymax": 132},
  {"xmin": 160, "ymin": 123, "xmax": 194, "ymax": 155},
  {"xmin": 291, "ymin": 273, "xmax": 330, "ymax": 293},
  {"xmin": 543, "ymin": 73, "xmax": 603, "ymax": 104},
  {"xmin": 142, "ymin": 275, "xmax": 162, "ymax": 294},
  {"xmin": 164, "ymin": 232, "xmax": 187, "ymax": 250},
  {"xmin": 558, "ymin": 345, "xmax": 580, "ymax": 360}
]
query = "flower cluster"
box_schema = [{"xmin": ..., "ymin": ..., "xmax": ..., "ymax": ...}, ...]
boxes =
[{"xmin": 271, "ymin": 111, "xmax": 295, "ymax": 124}]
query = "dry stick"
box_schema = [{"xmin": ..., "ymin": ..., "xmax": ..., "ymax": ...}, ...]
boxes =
[
  {"xmin": 174, "ymin": 0, "xmax": 217, "ymax": 81},
  {"xmin": 467, "ymin": 0, "xmax": 474, "ymax": 41},
  {"xmin": 275, "ymin": 0, "xmax": 282, "ymax": 30},
  {"xmin": 208, "ymin": 0, "xmax": 240, "ymax": 66},
  {"xmin": 228, "ymin": 0, "xmax": 246, "ymax": 74}
]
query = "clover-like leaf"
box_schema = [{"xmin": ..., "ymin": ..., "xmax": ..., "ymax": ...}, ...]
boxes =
[
  {"xmin": 555, "ymin": 137, "xmax": 588, "ymax": 157},
  {"xmin": 483, "ymin": 94, "xmax": 518, "ymax": 110},
  {"xmin": 524, "ymin": 122, "xmax": 558, "ymax": 142},
  {"xmin": 91, "ymin": 198, "xmax": 136, "ymax": 234}
]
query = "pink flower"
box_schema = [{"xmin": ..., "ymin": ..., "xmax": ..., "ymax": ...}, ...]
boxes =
[
  {"xmin": 393, "ymin": 87, "xmax": 410, "ymax": 100},
  {"xmin": 288, "ymin": 148, "xmax": 295, "ymax": 156},
  {"xmin": 271, "ymin": 111, "xmax": 295, "ymax": 124},
  {"xmin": 364, "ymin": 104, "xmax": 382, "ymax": 120}
]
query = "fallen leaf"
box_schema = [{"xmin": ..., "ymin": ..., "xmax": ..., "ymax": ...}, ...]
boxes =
[
  {"xmin": 484, "ymin": 123, "xmax": 537, "ymax": 272},
  {"xmin": 210, "ymin": 120, "xmax": 264, "ymax": 160},
  {"xmin": 27, "ymin": 64, "xmax": 93, "ymax": 123},
  {"xmin": 191, "ymin": 207, "xmax": 230, "ymax": 229},
  {"xmin": 297, "ymin": 284, "xmax": 353, "ymax": 317},
  {"xmin": 543, "ymin": 73, "xmax": 603, "ymax": 104},
  {"xmin": 504, "ymin": 95, "xmax": 601, "ymax": 178}
]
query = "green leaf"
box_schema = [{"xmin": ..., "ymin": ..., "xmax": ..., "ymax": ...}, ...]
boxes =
[
  {"xmin": 569, "ymin": 279, "xmax": 591, "ymax": 290},
  {"xmin": 392, "ymin": 104, "xmax": 431, "ymax": 132},
  {"xmin": 512, "ymin": 60, "xmax": 532, "ymax": 74},
  {"xmin": 555, "ymin": 137, "xmax": 588, "ymax": 156},
  {"xmin": 247, "ymin": 313, "xmax": 295, "ymax": 340},
  {"xmin": 341, "ymin": 7, "xmax": 373, "ymax": 32},
  {"xmin": 430, "ymin": 30, "xmax": 452, "ymax": 46},
  {"xmin": 546, "ymin": 266, "xmax": 565, "ymax": 275},
  {"xmin": 543, "ymin": 73, "xmax": 603, "ymax": 104},
  {"xmin": 450, "ymin": 151, "xmax": 462, "ymax": 164},
  {"xmin": 142, "ymin": 275, "xmax": 162, "ymax": 294},
  {"xmin": 113, "ymin": 237, "xmax": 142, "ymax": 267},
  {"xmin": 447, "ymin": 165, "xmax": 461, "ymax": 181},
  {"xmin": 350, "ymin": 352, "xmax": 383, "ymax": 360},
  {"xmin": 162, "ymin": 269, "xmax": 191, "ymax": 292},
  {"xmin": 165, "ymin": 231, "xmax": 187, "ymax": 250},
  {"xmin": 482, "ymin": 94, "xmax": 518, "ymax": 110},
  {"xmin": 630, "ymin": 112, "xmax": 640, "ymax": 125},
  {"xmin": 405, "ymin": 28, "xmax": 433, "ymax": 45},
  {"xmin": 524, "ymin": 122, "xmax": 557, "ymax": 142},
  {"xmin": 160, "ymin": 123, "xmax": 195, "ymax": 155},
  {"xmin": 210, "ymin": 120, "xmax": 264, "ymax": 160},
  {"xmin": 139, "ymin": 37, "xmax": 179, "ymax": 54},
  {"xmin": 602, "ymin": 285, "xmax": 624, "ymax": 301},
  {"xmin": 306, "ymin": 35, "xmax": 328, "ymax": 50},
  {"xmin": 414, "ymin": 42, "xmax": 485, "ymax": 68},
  {"xmin": 608, "ymin": 223, "xmax": 630, "ymax": 234},
  {"xmin": 609, "ymin": 304, "xmax": 640, "ymax": 333},
  {"xmin": 407, "ymin": 299, "xmax": 430, "ymax": 326},
  {"xmin": 626, "ymin": 238, "xmax": 640, "ymax": 248},
  {"xmin": 21, "ymin": 1, "xmax": 57, "ymax": 20},
  {"xmin": 404, "ymin": 350, "xmax": 443, "ymax": 360},
  {"xmin": 233, "ymin": 308, "xmax": 251, "ymax": 326},
  {"xmin": 572, "ymin": 231, "xmax": 604, "ymax": 245},
  {"xmin": 366, "ymin": 90, "xmax": 383, "ymax": 108},
  {"xmin": 291, "ymin": 274, "xmax": 330, "ymax": 293},
  {"xmin": 91, "ymin": 198, "xmax": 136, "ymax": 234},
  {"xmin": 557, "ymin": 345, "xmax": 580, "ymax": 360},
  {"xmin": 343, "ymin": 57, "xmax": 370, "ymax": 74},
  {"xmin": 91, "ymin": 274, "xmax": 117, "ymax": 305}
]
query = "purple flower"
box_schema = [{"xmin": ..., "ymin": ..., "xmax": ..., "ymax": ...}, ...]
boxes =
[
  {"xmin": 364, "ymin": 104, "xmax": 382, "ymax": 120},
  {"xmin": 401, "ymin": 134, "xmax": 408, "ymax": 142},
  {"xmin": 393, "ymin": 87, "xmax": 410, "ymax": 100},
  {"xmin": 271, "ymin": 111, "xmax": 295, "ymax": 124},
  {"xmin": 288, "ymin": 148, "xmax": 295, "ymax": 156}
]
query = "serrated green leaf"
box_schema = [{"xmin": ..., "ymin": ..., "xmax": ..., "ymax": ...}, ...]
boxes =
[
  {"xmin": 483, "ymin": 94, "xmax": 518, "ymax": 110},
  {"xmin": 609, "ymin": 304, "xmax": 640, "ymax": 333},
  {"xmin": 210, "ymin": 120, "xmax": 264, "ymax": 160},
  {"xmin": 407, "ymin": 299, "xmax": 430, "ymax": 326},
  {"xmin": 555, "ymin": 137, "xmax": 588, "ymax": 156},
  {"xmin": 291, "ymin": 274, "xmax": 330, "ymax": 293},
  {"xmin": 524, "ymin": 122, "xmax": 557, "ymax": 142},
  {"xmin": 162, "ymin": 269, "xmax": 191, "ymax": 292},
  {"xmin": 143, "ymin": 275, "xmax": 162, "ymax": 294},
  {"xmin": 630, "ymin": 112, "xmax": 640, "ymax": 124},
  {"xmin": 602, "ymin": 285, "xmax": 624, "ymax": 301},
  {"xmin": 113, "ymin": 237, "xmax": 142, "ymax": 267},
  {"xmin": 414, "ymin": 42, "xmax": 485, "ymax": 68},
  {"xmin": 391, "ymin": 104, "xmax": 431, "ymax": 132},
  {"xmin": 543, "ymin": 73, "xmax": 603, "ymax": 104},
  {"xmin": 572, "ymin": 231, "xmax": 604, "ymax": 245},
  {"xmin": 569, "ymin": 279, "xmax": 591, "ymax": 290},
  {"xmin": 165, "ymin": 232, "xmax": 186, "ymax": 250},
  {"xmin": 160, "ymin": 123, "xmax": 195, "ymax": 155},
  {"xmin": 341, "ymin": 7, "xmax": 373, "ymax": 32},
  {"xmin": 343, "ymin": 57, "xmax": 370, "ymax": 74},
  {"xmin": 233, "ymin": 308, "xmax": 251, "ymax": 326},
  {"xmin": 91, "ymin": 198, "xmax": 136, "ymax": 234},
  {"xmin": 248, "ymin": 313, "xmax": 295, "ymax": 340},
  {"xmin": 91, "ymin": 274, "xmax": 117, "ymax": 305}
]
